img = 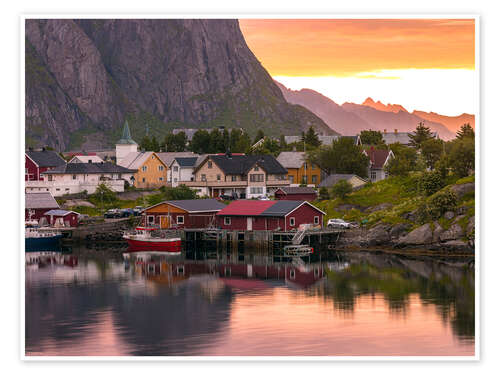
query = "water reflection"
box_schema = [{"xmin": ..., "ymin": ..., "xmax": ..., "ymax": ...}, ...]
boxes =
[{"xmin": 25, "ymin": 246, "xmax": 475, "ymax": 356}]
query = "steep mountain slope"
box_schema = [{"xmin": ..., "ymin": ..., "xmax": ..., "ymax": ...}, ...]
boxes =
[
  {"xmin": 276, "ymin": 81, "xmax": 457, "ymax": 140},
  {"xmin": 276, "ymin": 82, "xmax": 370, "ymax": 135},
  {"xmin": 412, "ymin": 110, "xmax": 475, "ymax": 133},
  {"xmin": 25, "ymin": 19, "xmax": 333, "ymax": 151}
]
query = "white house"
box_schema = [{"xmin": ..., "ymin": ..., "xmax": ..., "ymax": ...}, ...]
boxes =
[
  {"xmin": 25, "ymin": 162, "xmax": 136, "ymax": 197},
  {"xmin": 362, "ymin": 148, "xmax": 395, "ymax": 182},
  {"xmin": 68, "ymin": 154, "xmax": 105, "ymax": 164},
  {"xmin": 168, "ymin": 156, "xmax": 200, "ymax": 187}
]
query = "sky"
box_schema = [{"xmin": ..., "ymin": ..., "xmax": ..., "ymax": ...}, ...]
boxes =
[{"xmin": 239, "ymin": 19, "xmax": 476, "ymax": 116}]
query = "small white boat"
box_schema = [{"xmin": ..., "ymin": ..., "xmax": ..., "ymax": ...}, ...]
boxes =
[{"xmin": 284, "ymin": 244, "xmax": 314, "ymax": 257}]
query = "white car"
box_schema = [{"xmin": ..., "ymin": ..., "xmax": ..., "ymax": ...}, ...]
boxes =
[{"xmin": 327, "ymin": 218, "xmax": 351, "ymax": 229}]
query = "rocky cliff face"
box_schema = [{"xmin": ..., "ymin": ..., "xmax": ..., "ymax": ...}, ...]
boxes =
[{"xmin": 25, "ymin": 19, "xmax": 333, "ymax": 151}]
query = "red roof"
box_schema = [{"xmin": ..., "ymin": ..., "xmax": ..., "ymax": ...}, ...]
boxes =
[
  {"xmin": 216, "ymin": 200, "xmax": 276, "ymax": 216},
  {"xmin": 365, "ymin": 148, "xmax": 391, "ymax": 169}
]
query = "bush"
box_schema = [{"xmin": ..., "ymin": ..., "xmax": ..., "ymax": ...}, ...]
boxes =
[
  {"xmin": 418, "ymin": 171, "xmax": 445, "ymax": 196},
  {"xmin": 330, "ymin": 180, "xmax": 353, "ymax": 200},
  {"xmin": 427, "ymin": 189, "xmax": 458, "ymax": 219},
  {"xmin": 318, "ymin": 187, "xmax": 330, "ymax": 200}
]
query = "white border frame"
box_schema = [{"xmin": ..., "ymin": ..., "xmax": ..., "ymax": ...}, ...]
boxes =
[{"xmin": 20, "ymin": 14, "xmax": 480, "ymax": 362}]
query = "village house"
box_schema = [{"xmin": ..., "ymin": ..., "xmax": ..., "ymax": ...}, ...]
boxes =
[
  {"xmin": 276, "ymin": 152, "xmax": 321, "ymax": 186},
  {"xmin": 363, "ymin": 147, "xmax": 395, "ymax": 182},
  {"xmin": 25, "ymin": 149, "xmax": 66, "ymax": 181},
  {"xmin": 142, "ymin": 199, "xmax": 226, "ymax": 229},
  {"xmin": 68, "ymin": 153, "xmax": 104, "ymax": 164},
  {"xmin": 25, "ymin": 162, "xmax": 135, "ymax": 197},
  {"xmin": 168, "ymin": 156, "xmax": 200, "ymax": 187},
  {"xmin": 184, "ymin": 153, "xmax": 289, "ymax": 199},
  {"xmin": 283, "ymin": 135, "xmax": 362, "ymax": 146},
  {"xmin": 25, "ymin": 192, "xmax": 60, "ymax": 221},
  {"xmin": 43, "ymin": 209, "xmax": 79, "ymax": 227},
  {"xmin": 118, "ymin": 151, "xmax": 169, "ymax": 189},
  {"xmin": 216, "ymin": 200, "xmax": 325, "ymax": 231},
  {"xmin": 381, "ymin": 129, "xmax": 439, "ymax": 146},
  {"xmin": 274, "ymin": 186, "xmax": 318, "ymax": 202},
  {"xmin": 318, "ymin": 174, "xmax": 368, "ymax": 190},
  {"xmin": 157, "ymin": 152, "xmax": 199, "ymax": 186}
]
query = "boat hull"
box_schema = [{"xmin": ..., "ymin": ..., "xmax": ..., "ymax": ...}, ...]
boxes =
[
  {"xmin": 126, "ymin": 238, "xmax": 182, "ymax": 253},
  {"xmin": 25, "ymin": 235, "xmax": 63, "ymax": 251}
]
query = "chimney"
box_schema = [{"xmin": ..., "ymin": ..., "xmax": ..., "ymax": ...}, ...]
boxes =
[{"xmin": 394, "ymin": 129, "xmax": 398, "ymax": 134}]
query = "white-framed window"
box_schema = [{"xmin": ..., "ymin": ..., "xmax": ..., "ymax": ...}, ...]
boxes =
[
  {"xmin": 177, "ymin": 266, "xmax": 184, "ymax": 275},
  {"xmin": 314, "ymin": 216, "xmax": 320, "ymax": 225},
  {"xmin": 371, "ymin": 171, "xmax": 377, "ymax": 180},
  {"xmin": 174, "ymin": 178, "xmax": 178, "ymax": 182},
  {"xmin": 250, "ymin": 187, "xmax": 263, "ymax": 194},
  {"xmin": 159, "ymin": 177, "xmax": 163, "ymax": 181},
  {"xmin": 142, "ymin": 177, "xmax": 146, "ymax": 182},
  {"xmin": 158, "ymin": 165, "xmax": 164, "ymax": 171},
  {"xmin": 142, "ymin": 166, "xmax": 147, "ymax": 172},
  {"xmin": 231, "ymin": 175, "xmax": 237, "ymax": 181},
  {"xmin": 312, "ymin": 175, "xmax": 317, "ymax": 184},
  {"xmin": 65, "ymin": 188, "xmax": 70, "ymax": 191},
  {"xmin": 217, "ymin": 174, "xmax": 221, "ymax": 181},
  {"xmin": 56, "ymin": 188, "xmax": 60, "ymax": 191},
  {"xmin": 173, "ymin": 166, "xmax": 178, "ymax": 172},
  {"xmin": 289, "ymin": 217, "xmax": 295, "ymax": 226},
  {"xmin": 176, "ymin": 215, "xmax": 184, "ymax": 224},
  {"xmin": 201, "ymin": 174, "xmax": 206, "ymax": 181},
  {"xmin": 290, "ymin": 269, "xmax": 296, "ymax": 280},
  {"xmin": 151, "ymin": 155, "xmax": 154, "ymax": 159},
  {"xmin": 224, "ymin": 217, "xmax": 231, "ymax": 225},
  {"xmin": 147, "ymin": 215, "xmax": 155, "ymax": 224},
  {"xmin": 72, "ymin": 174, "xmax": 76, "ymax": 180},
  {"xmin": 207, "ymin": 161, "xmax": 213, "ymax": 169},
  {"xmin": 288, "ymin": 175, "xmax": 294, "ymax": 183},
  {"xmin": 48, "ymin": 175, "xmax": 53, "ymax": 181},
  {"xmin": 254, "ymin": 166, "xmax": 259, "ymax": 171},
  {"xmin": 250, "ymin": 174, "xmax": 264, "ymax": 182}
]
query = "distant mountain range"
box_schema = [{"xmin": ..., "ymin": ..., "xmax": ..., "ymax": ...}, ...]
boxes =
[{"xmin": 276, "ymin": 82, "xmax": 474, "ymax": 140}]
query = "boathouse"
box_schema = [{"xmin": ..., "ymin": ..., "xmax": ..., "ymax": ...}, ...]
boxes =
[
  {"xmin": 274, "ymin": 186, "xmax": 318, "ymax": 202},
  {"xmin": 25, "ymin": 192, "xmax": 60, "ymax": 221},
  {"xmin": 216, "ymin": 200, "xmax": 325, "ymax": 231},
  {"xmin": 142, "ymin": 199, "xmax": 226, "ymax": 229},
  {"xmin": 43, "ymin": 209, "xmax": 80, "ymax": 227}
]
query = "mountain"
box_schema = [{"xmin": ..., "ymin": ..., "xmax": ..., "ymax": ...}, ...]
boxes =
[
  {"xmin": 25, "ymin": 19, "xmax": 334, "ymax": 151},
  {"xmin": 412, "ymin": 110, "xmax": 475, "ymax": 133},
  {"xmin": 276, "ymin": 82, "xmax": 457, "ymax": 140}
]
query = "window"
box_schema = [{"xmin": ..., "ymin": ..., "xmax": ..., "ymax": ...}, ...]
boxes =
[
  {"xmin": 173, "ymin": 166, "xmax": 178, "ymax": 172},
  {"xmin": 304, "ymin": 162, "xmax": 307, "ymax": 170},
  {"xmin": 174, "ymin": 178, "xmax": 178, "ymax": 182},
  {"xmin": 142, "ymin": 177, "xmax": 146, "ymax": 182},
  {"xmin": 147, "ymin": 215, "xmax": 155, "ymax": 224},
  {"xmin": 311, "ymin": 175, "xmax": 317, "ymax": 184},
  {"xmin": 250, "ymin": 187, "xmax": 263, "ymax": 194},
  {"xmin": 158, "ymin": 165, "xmax": 164, "ymax": 171},
  {"xmin": 217, "ymin": 174, "xmax": 221, "ymax": 181},
  {"xmin": 177, "ymin": 266, "xmax": 184, "ymax": 275},
  {"xmin": 371, "ymin": 171, "xmax": 377, "ymax": 181},
  {"xmin": 290, "ymin": 269, "xmax": 296, "ymax": 280},
  {"xmin": 72, "ymin": 174, "xmax": 76, "ymax": 180},
  {"xmin": 201, "ymin": 174, "xmax": 206, "ymax": 181},
  {"xmin": 56, "ymin": 188, "xmax": 60, "ymax": 191},
  {"xmin": 254, "ymin": 166, "xmax": 259, "ymax": 171},
  {"xmin": 159, "ymin": 177, "xmax": 163, "ymax": 181},
  {"xmin": 302, "ymin": 176, "xmax": 307, "ymax": 184},
  {"xmin": 224, "ymin": 217, "xmax": 231, "ymax": 225},
  {"xmin": 314, "ymin": 268, "xmax": 320, "ymax": 277},
  {"xmin": 314, "ymin": 216, "xmax": 320, "ymax": 225},
  {"xmin": 176, "ymin": 215, "xmax": 184, "ymax": 224},
  {"xmin": 25, "ymin": 168, "xmax": 28, "ymax": 174},
  {"xmin": 289, "ymin": 217, "xmax": 295, "ymax": 226},
  {"xmin": 207, "ymin": 161, "xmax": 213, "ymax": 169},
  {"xmin": 151, "ymin": 155, "xmax": 154, "ymax": 159},
  {"xmin": 142, "ymin": 166, "xmax": 147, "ymax": 172},
  {"xmin": 231, "ymin": 175, "xmax": 237, "ymax": 181},
  {"xmin": 288, "ymin": 175, "xmax": 294, "ymax": 183},
  {"xmin": 65, "ymin": 188, "xmax": 70, "ymax": 191},
  {"xmin": 311, "ymin": 164, "xmax": 315, "ymax": 170},
  {"xmin": 250, "ymin": 174, "xmax": 264, "ymax": 182},
  {"xmin": 48, "ymin": 175, "xmax": 53, "ymax": 181}
]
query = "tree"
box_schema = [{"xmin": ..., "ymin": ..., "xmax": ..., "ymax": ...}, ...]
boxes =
[
  {"xmin": 330, "ymin": 180, "xmax": 353, "ymax": 200},
  {"xmin": 418, "ymin": 171, "xmax": 445, "ymax": 196},
  {"xmin": 190, "ymin": 130, "xmax": 211, "ymax": 154},
  {"xmin": 360, "ymin": 130, "xmax": 384, "ymax": 145},
  {"xmin": 307, "ymin": 137, "xmax": 369, "ymax": 178},
  {"xmin": 448, "ymin": 137, "xmax": 475, "ymax": 177},
  {"xmin": 150, "ymin": 135, "xmax": 160, "ymax": 152},
  {"xmin": 421, "ymin": 138, "xmax": 444, "ymax": 170},
  {"xmin": 456, "ymin": 123, "xmax": 475, "ymax": 140},
  {"xmin": 304, "ymin": 126, "xmax": 321, "ymax": 148},
  {"xmin": 385, "ymin": 143, "xmax": 419, "ymax": 176},
  {"xmin": 409, "ymin": 122, "xmax": 433, "ymax": 149},
  {"xmin": 253, "ymin": 129, "xmax": 265, "ymax": 145},
  {"xmin": 279, "ymin": 134, "xmax": 287, "ymax": 149},
  {"xmin": 209, "ymin": 128, "xmax": 224, "ymax": 153},
  {"xmin": 250, "ymin": 137, "xmax": 281, "ymax": 156},
  {"xmin": 318, "ymin": 187, "xmax": 330, "ymax": 200},
  {"xmin": 164, "ymin": 132, "xmax": 187, "ymax": 152},
  {"xmin": 233, "ymin": 132, "xmax": 252, "ymax": 153},
  {"xmin": 140, "ymin": 135, "xmax": 152, "ymax": 151}
]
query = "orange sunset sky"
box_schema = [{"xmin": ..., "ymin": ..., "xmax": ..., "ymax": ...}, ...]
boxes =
[{"xmin": 239, "ymin": 19, "xmax": 476, "ymax": 116}]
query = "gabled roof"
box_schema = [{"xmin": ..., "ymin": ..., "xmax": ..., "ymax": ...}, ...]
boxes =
[
  {"xmin": 318, "ymin": 174, "xmax": 367, "ymax": 188},
  {"xmin": 283, "ymin": 135, "xmax": 361, "ymax": 146},
  {"xmin": 216, "ymin": 200, "xmax": 325, "ymax": 217},
  {"xmin": 276, "ymin": 152, "xmax": 306, "ymax": 169},
  {"xmin": 118, "ymin": 152, "xmax": 155, "ymax": 169},
  {"xmin": 173, "ymin": 157, "xmax": 199, "ymax": 168},
  {"xmin": 41, "ymin": 162, "xmax": 135, "ymax": 175},
  {"xmin": 145, "ymin": 199, "xmax": 226, "ymax": 213},
  {"xmin": 26, "ymin": 150, "xmax": 66, "ymax": 168},
  {"xmin": 25, "ymin": 192, "xmax": 60, "ymax": 209},
  {"xmin": 196, "ymin": 154, "xmax": 288, "ymax": 175},
  {"xmin": 44, "ymin": 209, "xmax": 78, "ymax": 216},
  {"xmin": 275, "ymin": 186, "xmax": 317, "ymax": 195},
  {"xmin": 363, "ymin": 148, "xmax": 394, "ymax": 169},
  {"xmin": 69, "ymin": 155, "xmax": 105, "ymax": 164},
  {"xmin": 157, "ymin": 152, "xmax": 198, "ymax": 168}
]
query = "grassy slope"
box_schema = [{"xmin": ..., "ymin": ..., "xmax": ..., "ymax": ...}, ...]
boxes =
[{"xmin": 314, "ymin": 174, "xmax": 475, "ymax": 233}]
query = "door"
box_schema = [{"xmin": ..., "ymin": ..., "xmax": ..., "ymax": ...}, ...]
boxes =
[
  {"xmin": 247, "ymin": 217, "xmax": 252, "ymax": 231},
  {"xmin": 160, "ymin": 216, "xmax": 169, "ymax": 229}
]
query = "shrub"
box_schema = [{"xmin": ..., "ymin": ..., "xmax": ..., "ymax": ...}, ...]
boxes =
[
  {"xmin": 418, "ymin": 171, "xmax": 445, "ymax": 196},
  {"xmin": 330, "ymin": 180, "xmax": 353, "ymax": 200},
  {"xmin": 427, "ymin": 189, "xmax": 458, "ymax": 219},
  {"xmin": 318, "ymin": 187, "xmax": 330, "ymax": 200}
]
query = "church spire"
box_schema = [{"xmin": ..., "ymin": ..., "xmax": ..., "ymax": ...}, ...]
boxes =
[{"xmin": 117, "ymin": 120, "xmax": 137, "ymax": 145}]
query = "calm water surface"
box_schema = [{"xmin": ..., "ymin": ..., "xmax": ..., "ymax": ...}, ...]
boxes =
[{"xmin": 25, "ymin": 245, "xmax": 475, "ymax": 356}]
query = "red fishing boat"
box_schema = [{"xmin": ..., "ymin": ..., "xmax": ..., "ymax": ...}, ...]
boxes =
[{"xmin": 123, "ymin": 227, "xmax": 182, "ymax": 253}]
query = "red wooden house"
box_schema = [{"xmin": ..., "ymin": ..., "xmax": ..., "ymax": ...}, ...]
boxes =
[
  {"xmin": 25, "ymin": 192, "xmax": 60, "ymax": 221},
  {"xmin": 25, "ymin": 149, "xmax": 66, "ymax": 181},
  {"xmin": 216, "ymin": 200, "xmax": 325, "ymax": 231},
  {"xmin": 43, "ymin": 209, "xmax": 80, "ymax": 227},
  {"xmin": 274, "ymin": 187, "xmax": 318, "ymax": 202}
]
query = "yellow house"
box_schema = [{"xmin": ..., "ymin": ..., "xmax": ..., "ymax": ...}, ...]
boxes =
[
  {"xmin": 276, "ymin": 152, "xmax": 322, "ymax": 186},
  {"xmin": 118, "ymin": 152, "xmax": 168, "ymax": 189}
]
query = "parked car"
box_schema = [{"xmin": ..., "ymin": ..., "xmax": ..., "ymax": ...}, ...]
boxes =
[
  {"xmin": 327, "ymin": 218, "xmax": 351, "ymax": 229},
  {"xmin": 258, "ymin": 195, "xmax": 270, "ymax": 200},
  {"xmin": 78, "ymin": 214, "xmax": 89, "ymax": 222},
  {"xmin": 120, "ymin": 208, "xmax": 134, "ymax": 218},
  {"xmin": 133, "ymin": 206, "xmax": 144, "ymax": 216},
  {"xmin": 104, "ymin": 209, "xmax": 120, "ymax": 218},
  {"xmin": 219, "ymin": 194, "xmax": 236, "ymax": 201}
]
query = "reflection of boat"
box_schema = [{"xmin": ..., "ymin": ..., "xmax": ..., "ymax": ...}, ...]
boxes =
[
  {"xmin": 284, "ymin": 244, "xmax": 313, "ymax": 257},
  {"xmin": 25, "ymin": 220, "xmax": 63, "ymax": 251},
  {"xmin": 123, "ymin": 227, "xmax": 182, "ymax": 253}
]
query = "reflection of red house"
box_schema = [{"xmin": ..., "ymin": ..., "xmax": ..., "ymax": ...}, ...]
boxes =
[
  {"xmin": 274, "ymin": 187, "xmax": 318, "ymax": 202},
  {"xmin": 43, "ymin": 209, "xmax": 79, "ymax": 227},
  {"xmin": 25, "ymin": 150, "xmax": 66, "ymax": 181},
  {"xmin": 25, "ymin": 192, "xmax": 60, "ymax": 221},
  {"xmin": 216, "ymin": 200, "xmax": 325, "ymax": 231}
]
